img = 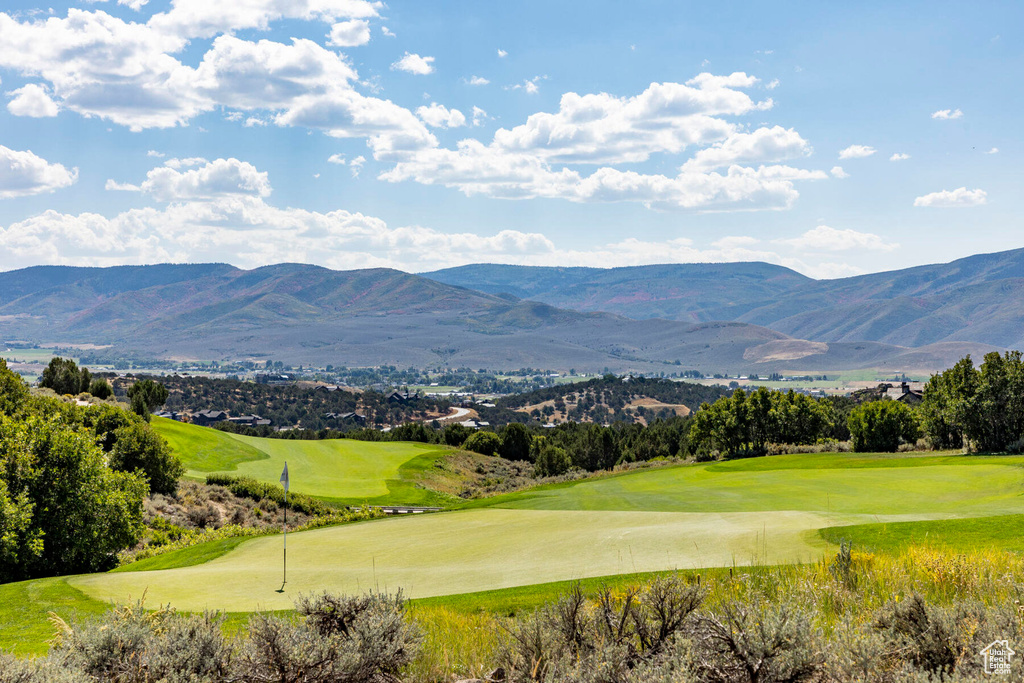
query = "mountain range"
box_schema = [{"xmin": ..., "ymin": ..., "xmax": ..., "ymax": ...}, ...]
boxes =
[
  {"xmin": 1, "ymin": 248, "xmax": 1021, "ymax": 374},
  {"xmin": 426, "ymin": 247, "xmax": 1024, "ymax": 349}
]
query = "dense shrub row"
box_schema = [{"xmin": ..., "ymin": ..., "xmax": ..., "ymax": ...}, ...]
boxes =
[
  {"xmin": 0, "ymin": 592, "xmax": 416, "ymax": 683},
  {"xmin": 205, "ymin": 474, "xmax": 335, "ymax": 516}
]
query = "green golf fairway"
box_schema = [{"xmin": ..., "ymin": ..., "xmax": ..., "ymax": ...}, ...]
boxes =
[
  {"xmin": 480, "ymin": 453, "xmax": 1024, "ymax": 517},
  {"xmin": 154, "ymin": 418, "xmax": 449, "ymax": 500},
  {"xmin": 65, "ymin": 451, "xmax": 1024, "ymax": 612}
]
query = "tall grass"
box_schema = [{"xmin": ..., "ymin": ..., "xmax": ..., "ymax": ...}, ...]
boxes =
[{"xmin": 404, "ymin": 545, "xmax": 1024, "ymax": 681}]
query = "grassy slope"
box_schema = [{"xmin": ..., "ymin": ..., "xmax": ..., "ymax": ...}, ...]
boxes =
[
  {"xmin": 0, "ymin": 578, "xmax": 108, "ymax": 656},
  {"xmin": 153, "ymin": 417, "xmax": 452, "ymax": 505}
]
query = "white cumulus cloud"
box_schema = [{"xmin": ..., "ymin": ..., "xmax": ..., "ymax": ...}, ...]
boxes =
[
  {"xmin": 391, "ymin": 52, "xmax": 435, "ymax": 75},
  {"xmin": 913, "ymin": 187, "xmax": 987, "ymax": 207},
  {"xmin": 105, "ymin": 179, "xmax": 141, "ymax": 191},
  {"xmin": 0, "ymin": 145, "xmax": 77, "ymax": 198},
  {"xmin": 140, "ymin": 158, "xmax": 272, "ymax": 201},
  {"xmin": 838, "ymin": 145, "xmax": 876, "ymax": 159},
  {"xmin": 681, "ymin": 126, "xmax": 811, "ymax": 171},
  {"xmin": 415, "ymin": 103, "xmax": 466, "ymax": 128},
  {"xmin": 465, "ymin": 75, "xmax": 489, "ymax": 86},
  {"xmin": 148, "ymin": 0, "xmax": 382, "ymax": 40},
  {"xmin": 349, "ymin": 155, "xmax": 365, "ymax": 177},
  {"xmin": 6, "ymin": 83, "xmax": 59, "ymax": 117},
  {"xmin": 327, "ymin": 19, "xmax": 371, "ymax": 47},
  {"xmin": 471, "ymin": 106, "xmax": 488, "ymax": 127},
  {"xmin": 778, "ymin": 225, "xmax": 898, "ymax": 252},
  {"xmin": 830, "ymin": 166, "xmax": 849, "ymax": 179},
  {"xmin": 890, "ymin": 153, "xmax": 910, "ymax": 161},
  {"xmin": 931, "ymin": 108, "xmax": 963, "ymax": 120},
  {"xmin": 0, "ymin": 157, "xmax": 851, "ymax": 275}
]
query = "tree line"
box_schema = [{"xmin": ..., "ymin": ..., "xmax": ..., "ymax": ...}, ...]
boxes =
[
  {"xmin": 40, "ymin": 357, "xmax": 168, "ymax": 420},
  {"xmin": 920, "ymin": 351, "xmax": 1024, "ymax": 452}
]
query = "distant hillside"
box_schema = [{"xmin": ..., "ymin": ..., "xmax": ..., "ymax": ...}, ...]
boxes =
[
  {"xmin": 0, "ymin": 262, "xmax": 1002, "ymax": 374},
  {"xmin": 426, "ymin": 262, "xmax": 810, "ymax": 323},
  {"xmin": 424, "ymin": 248, "xmax": 1024, "ymax": 349},
  {"xmin": 494, "ymin": 375, "xmax": 730, "ymax": 425}
]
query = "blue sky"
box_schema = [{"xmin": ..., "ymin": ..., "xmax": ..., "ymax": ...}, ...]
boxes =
[{"xmin": 0, "ymin": 0, "xmax": 1018, "ymax": 277}]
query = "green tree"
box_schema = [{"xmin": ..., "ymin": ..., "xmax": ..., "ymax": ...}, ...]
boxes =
[
  {"xmin": 127, "ymin": 379, "xmax": 169, "ymax": 419},
  {"xmin": 534, "ymin": 443, "xmax": 571, "ymax": 477},
  {"xmin": 0, "ymin": 413, "xmax": 147, "ymax": 580},
  {"xmin": 40, "ymin": 357, "xmax": 82, "ymax": 396},
  {"xmin": 88, "ymin": 377, "xmax": 113, "ymax": 400},
  {"xmin": 78, "ymin": 367, "xmax": 92, "ymax": 394},
  {"xmin": 970, "ymin": 351, "xmax": 1024, "ymax": 452},
  {"xmin": 463, "ymin": 430, "xmax": 501, "ymax": 456},
  {"xmin": 0, "ymin": 477, "xmax": 42, "ymax": 576},
  {"xmin": 498, "ymin": 423, "xmax": 533, "ymax": 461},
  {"xmin": 108, "ymin": 423, "xmax": 184, "ymax": 495},
  {"xmin": 386, "ymin": 422, "xmax": 434, "ymax": 443},
  {"xmin": 847, "ymin": 400, "xmax": 920, "ymax": 453},
  {"xmin": 919, "ymin": 353, "xmax": 1024, "ymax": 452},
  {"xmin": 919, "ymin": 357, "xmax": 975, "ymax": 449},
  {"xmin": 440, "ymin": 422, "xmax": 472, "ymax": 447},
  {"xmin": 0, "ymin": 359, "xmax": 30, "ymax": 417}
]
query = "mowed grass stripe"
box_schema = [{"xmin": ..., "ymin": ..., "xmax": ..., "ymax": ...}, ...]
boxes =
[
  {"xmin": 820, "ymin": 513, "xmax": 1024, "ymax": 554},
  {"xmin": 476, "ymin": 456, "xmax": 1024, "ymax": 516},
  {"xmin": 153, "ymin": 418, "xmax": 451, "ymax": 502},
  {"xmin": 68, "ymin": 508, "xmax": 842, "ymax": 612},
  {"xmin": 155, "ymin": 417, "xmax": 268, "ymax": 473}
]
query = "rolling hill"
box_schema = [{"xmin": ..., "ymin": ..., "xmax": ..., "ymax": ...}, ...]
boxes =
[
  {"xmin": 426, "ymin": 247, "xmax": 1024, "ymax": 349},
  {"xmin": 0, "ymin": 260, "xmax": 1007, "ymax": 374}
]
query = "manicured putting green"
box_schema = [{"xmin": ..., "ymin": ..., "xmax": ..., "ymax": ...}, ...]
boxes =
[
  {"xmin": 70, "ymin": 508, "xmax": 851, "ymax": 612},
  {"xmin": 154, "ymin": 417, "xmax": 449, "ymax": 501}
]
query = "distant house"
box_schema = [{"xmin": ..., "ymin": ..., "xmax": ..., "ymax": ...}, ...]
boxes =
[
  {"xmin": 458, "ymin": 419, "xmax": 490, "ymax": 429},
  {"xmin": 887, "ymin": 381, "xmax": 924, "ymax": 405},
  {"xmin": 325, "ymin": 411, "xmax": 367, "ymax": 425},
  {"xmin": 255, "ymin": 373, "xmax": 292, "ymax": 385},
  {"xmin": 191, "ymin": 409, "xmax": 228, "ymax": 426},
  {"xmin": 387, "ymin": 390, "xmax": 413, "ymax": 404},
  {"xmin": 315, "ymin": 384, "xmax": 345, "ymax": 393},
  {"xmin": 153, "ymin": 410, "xmax": 181, "ymax": 421},
  {"xmin": 228, "ymin": 414, "xmax": 271, "ymax": 427}
]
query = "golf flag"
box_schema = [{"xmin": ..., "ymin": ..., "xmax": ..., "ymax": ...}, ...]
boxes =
[{"xmin": 280, "ymin": 462, "xmax": 289, "ymax": 492}]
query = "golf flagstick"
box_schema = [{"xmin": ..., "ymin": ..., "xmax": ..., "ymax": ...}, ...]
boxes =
[{"xmin": 279, "ymin": 462, "xmax": 289, "ymax": 591}]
